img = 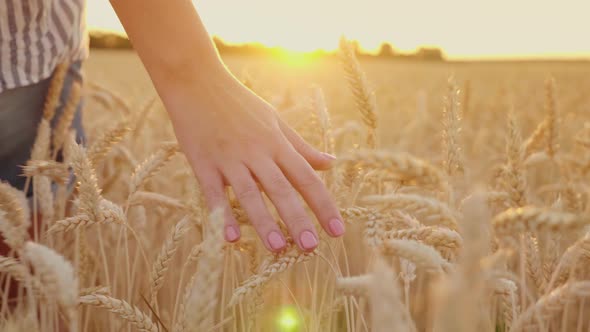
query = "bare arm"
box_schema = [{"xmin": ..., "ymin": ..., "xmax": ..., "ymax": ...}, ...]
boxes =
[{"xmin": 110, "ymin": 0, "xmax": 345, "ymax": 252}]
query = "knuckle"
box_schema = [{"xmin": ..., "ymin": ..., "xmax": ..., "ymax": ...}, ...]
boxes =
[
  {"xmin": 200, "ymin": 184, "xmax": 225, "ymax": 204},
  {"xmin": 298, "ymin": 171, "xmax": 322, "ymax": 191},
  {"xmin": 267, "ymin": 137, "xmax": 286, "ymax": 158},
  {"xmin": 285, "ymin": 212, "xmax": 310, "ymax": 227},
  {"xmin": 235, "ymin": 182, "xmax": 260, "ymax": 202},
  {"xmin": 250, "ymin": 215, "xmax": 274, "ymax": 231},
  {"xmin": 268, "ymin": 173, "xmax": 292, "ymax": 197}
]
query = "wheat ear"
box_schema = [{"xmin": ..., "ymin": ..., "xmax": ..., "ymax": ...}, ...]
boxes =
[
  {"xmin": 0, "ymin": 182, "xmax": 31, "ymax": 250},
  {"xmin": 510, "ymin": 281, "xmax": 590, "ymax": 332},
  {"xmin": 149, "ymin": 217, "xmax": 191, "ymax": 306},
  {"xmin": 128, "ymin": 142, "xmax": 179, "ymax": 197},
  {"xmin": 183, "ymin": 209, "xmax": 225, "ymax": 331},
  {"xmin": 42, "ymin": 62, "xmax": 69, "ymax": 121},
  {"xmin": 492, "ymin": 206, "xmax": 589, "ymax": 240},
  {"xmin": 87, "ymin": 120, "xmax": 132, "ymax": 167},
  {"xmin": 336, "ymin": 274, "xmax": 372, "ymax": 296},
  {"xmin": 24, "ymin": 242, "xmax": 78, "ymax": 328},
  {"xmin": 380, "ymin": 239, "xmax": 451, "ymax": 273},
  {"xmin": 130, "ymin": 191, "xmax": 187, "ymax": 211},
  {"xmin": 337, "ymin": 150, "xmax": 450, "ymax": 196},
  {"xmin": 79, "ymin": 294, "xmax": 158, "ymax": 332},
  {"xmin": 523, "ymin": 118, "xmax": 548, "ymax": 158},
  {"xmin": 230, "ymin": 248, "xmax": 317, "ymax": 306},
  {"xmin": 501, "ymin": 110, "xmax": 527, "ymax": 207},
  {"xmin": 0, "ymin": 256, "xmax": 43, "ymax": 297},
  {"xmin": 370, "ymin": 258, "xmax": 417, "ymax": 332},
  {"xmin": 48, "ymin": 199, "xmax": 125, "ymax": 233},
  {"xmin": 363, "ymin": 193, "xmax": 459, "ymax": 231},
  {"xmin": 383, "ymin": 226, "xmax": 463, "ymax": 260},
  {"xmin": 22, "ymin": 160, "xmax": 69, "ymax": 185},
  {"xmin": 338, "ymin": 37, "xmax": 378, "ymax": 149},
  {"xmin": 30, "ymin": 119, "xmax": 52, "ymax": 161},
  {"xmin": 544, "ymin": 77, "xmax": 559, "ymax": 158},
  {"xmin": 69, "ymin": 136, "xmax": 102, "ymax": 221},
  {"xmin": 52, "ymin": 82, "xmax": 82, "ymax": 154},
  {"xmin": 442, "ymin": 76, "xmax": 464, "ymax": 177}
]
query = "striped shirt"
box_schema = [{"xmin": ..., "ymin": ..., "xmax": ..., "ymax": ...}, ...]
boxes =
[{"xmin": 0, "ymin": 0, "xmax": 88, "ymax": 92}]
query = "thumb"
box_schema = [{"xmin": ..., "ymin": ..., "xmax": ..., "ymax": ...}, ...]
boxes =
[{"xmin": 278, "ymin": 118, "xmax": 336, "ymax": 170}]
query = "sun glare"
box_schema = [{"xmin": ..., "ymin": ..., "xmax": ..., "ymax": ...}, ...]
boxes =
[
  {"xmin": 275, "ymin": 49, "xmax": 313, "ymax": 66},
  {"xmin": 277, "ymin": 306, "xmax": 300, "ymax": 331}
]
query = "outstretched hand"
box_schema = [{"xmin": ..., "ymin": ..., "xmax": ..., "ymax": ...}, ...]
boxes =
[{"xmin": 165, "ymin": 71, "xmax": 345, "ymax": 252}]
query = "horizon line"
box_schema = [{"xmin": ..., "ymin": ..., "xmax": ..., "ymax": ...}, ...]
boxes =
[{"xmin": 88, "ymin": 27, "xmax": 590, "ymax": 62}]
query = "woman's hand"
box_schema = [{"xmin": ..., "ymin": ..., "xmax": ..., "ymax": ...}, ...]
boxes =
[
  {"xmin": 163, "ymin": 70, "xmax": 345, "ymax": 252},
  {"xmin": 110, "ymin": 0, "xmax": 343, "ymax": 252}
]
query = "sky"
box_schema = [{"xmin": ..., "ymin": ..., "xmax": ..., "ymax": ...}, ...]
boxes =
[{"xmin": 87, "ymin": 0, "xmax": 590, "ymax": 60}]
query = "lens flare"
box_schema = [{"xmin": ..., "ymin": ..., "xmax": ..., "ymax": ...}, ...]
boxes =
[{"xmin": 277, "ymin": 306, "xmax": 299, "ymax": 331}]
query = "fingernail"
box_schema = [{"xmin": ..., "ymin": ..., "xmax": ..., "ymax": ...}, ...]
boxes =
[
  {"xmin": 268, "ymin": 231, "xmax": 286, "ymax": 250},
  {"xmin": 328, "ymin": 219, "xmax": 345, "ymax": 237},
  {"xmin": 322, "ymin": 152, "xmax": 337, "ymax": 160},
  {"xmin": 225, "ymin": 226, "xmax": 240, "ymax": 242},
  {"xmin": 300, "ymin": 231, "xmax": 318, "ymax": 250}
]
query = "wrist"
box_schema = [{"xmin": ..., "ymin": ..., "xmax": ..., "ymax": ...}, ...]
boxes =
[
  {"xmin": 158, "ymin": 58, "xmax": 233, "ymax": 97},
  {"xmin": 157, "ymin": 61, "xmax": 242, "ymax": 120}
]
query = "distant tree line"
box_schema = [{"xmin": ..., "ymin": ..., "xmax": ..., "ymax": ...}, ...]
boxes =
[
  {"xmin": 89, "ymin": 30, "xmax": 445, "ymax": 61},
  {"xmin": 90, "ymin": 30, "xmax": 132, "ymax": 49}
]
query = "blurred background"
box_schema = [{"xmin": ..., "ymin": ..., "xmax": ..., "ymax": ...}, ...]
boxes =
[{"xmin": 88, "ymin": 0, "xmax": 590, "ymax": 60}]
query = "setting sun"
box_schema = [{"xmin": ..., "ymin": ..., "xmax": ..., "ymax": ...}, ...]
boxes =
[{"xmin": 87, "ymin": 0, "xmax": 590, "ymax": 59}]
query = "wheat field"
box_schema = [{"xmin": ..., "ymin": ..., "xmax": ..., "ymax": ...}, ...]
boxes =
[{"xmin": 1, "ymin": 40, "xmax": 590, "ymax": 332}]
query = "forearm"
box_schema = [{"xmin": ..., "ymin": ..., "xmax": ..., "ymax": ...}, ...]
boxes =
[{"xmin": 109, "ymin": 0, "xmax": 230, "ymax": 95}]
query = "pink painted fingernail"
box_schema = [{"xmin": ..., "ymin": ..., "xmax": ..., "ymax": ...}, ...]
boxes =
[
  {"xmin": 225, "ymin": 226, "xmax": 240, "ymax": 242},
  {"xmin": 322, "ymin": 152, "xmax": 337, "ymax": 160},
  {"xmin": 300, "ymin": 231, "xmax": 318, "ymax": 250},
  {"xmin": 328, "ymin": 219, "xmax": 345, "ymax": 237},
  {"xmin": 268, "ymin": 231, "xmax": 286, "ymax": 250}
]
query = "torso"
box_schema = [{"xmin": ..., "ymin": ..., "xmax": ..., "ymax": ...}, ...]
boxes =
[{"xmin": 0, "ymin": 0, "xmax": 88, "ymax": 92}]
